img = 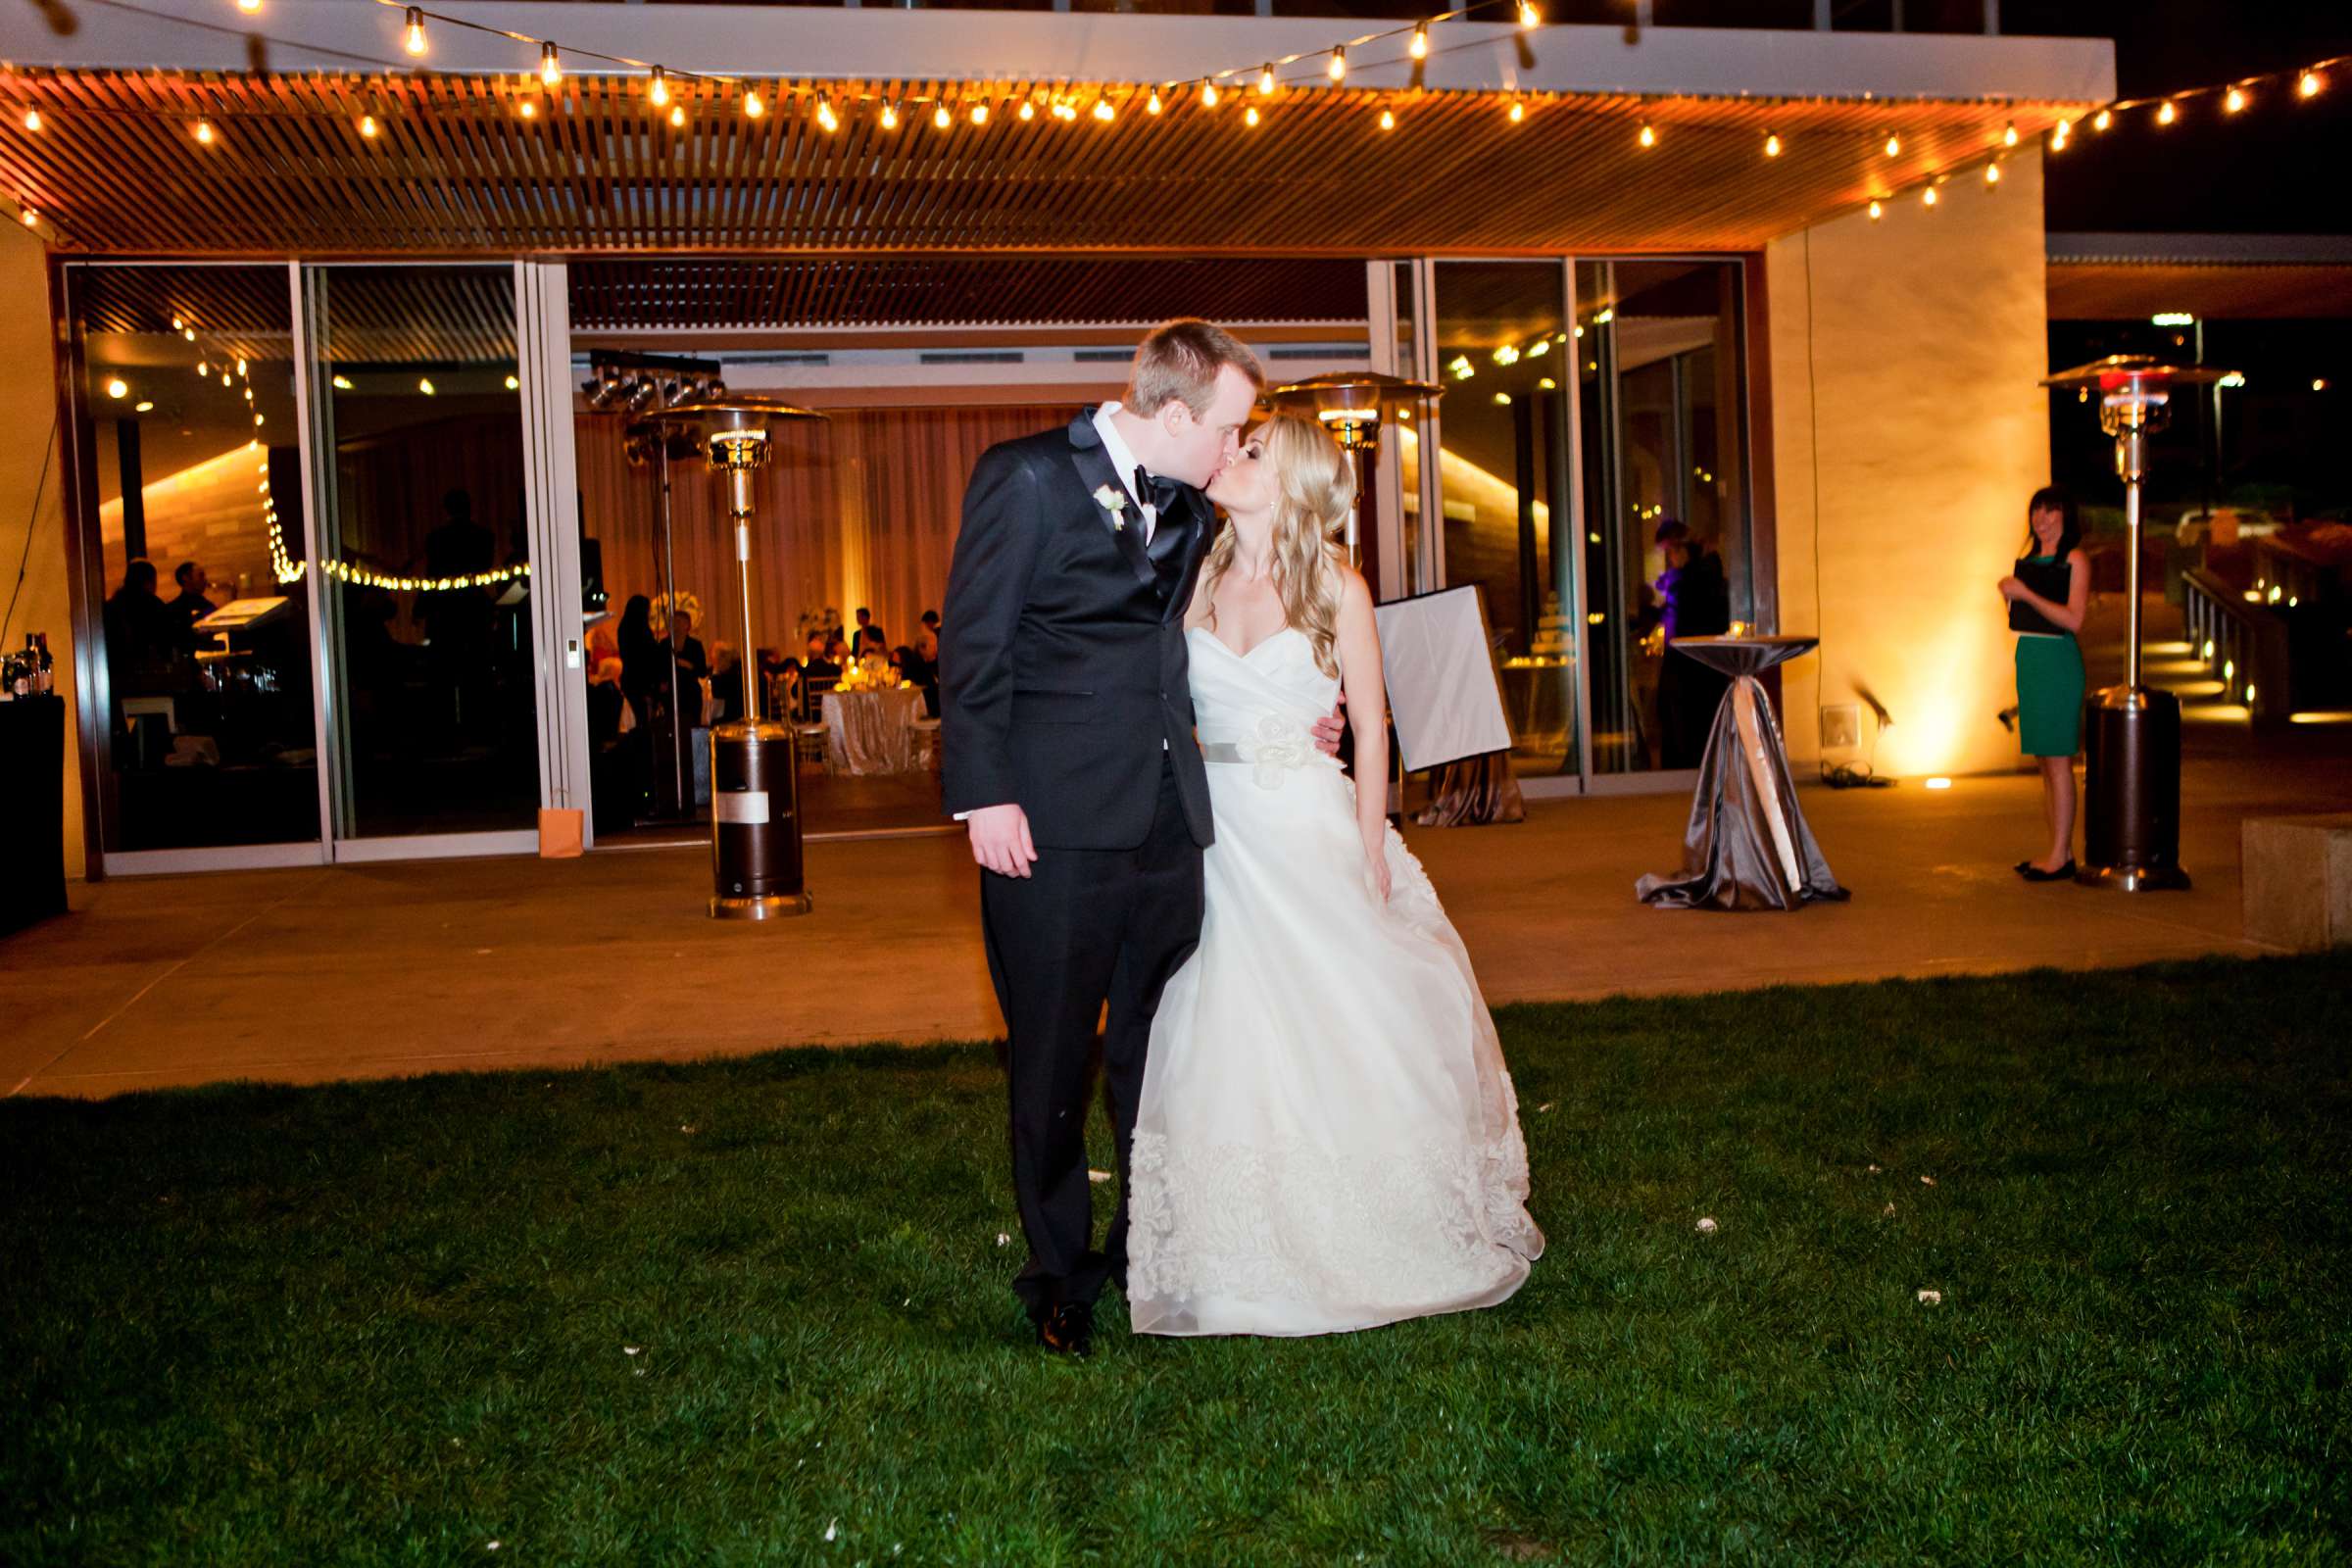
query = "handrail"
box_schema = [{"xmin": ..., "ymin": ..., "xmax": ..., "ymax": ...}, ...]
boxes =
[{"xmin": 2181, "ymin": 567, "xmax": 2289, "ymax": 725}]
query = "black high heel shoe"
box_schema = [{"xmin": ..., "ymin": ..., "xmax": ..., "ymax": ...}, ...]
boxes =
[
  {"xmin": 2014, "ymin": 860, "xmax": 2034, "ymax": 875},
  {"xmin": 2021, "ymin": 859, "xmax": 2077, "ymax": 883}
]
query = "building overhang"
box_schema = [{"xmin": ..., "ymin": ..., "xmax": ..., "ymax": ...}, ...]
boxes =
[{"xmin": 2047, "ymin": 233, "xmax": 2352, "ymax": 320}]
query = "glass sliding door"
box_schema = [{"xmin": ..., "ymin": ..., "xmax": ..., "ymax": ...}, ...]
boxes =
[
  {"xmin": 303, "ymin": 266, "xmax": 541, "ymax": 847},
  {"xmin": 67, "ymin": 263, "xmax": 325, "ymax": 866},
  {"xmin": 1428, "ymin": 260, "xmax": 1579, "ymax": 776},
  {"xmin": 1577, "ymin": 259, "xmax": 1752, "ymax": 781}
]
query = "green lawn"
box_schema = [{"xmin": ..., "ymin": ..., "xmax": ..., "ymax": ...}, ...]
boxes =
[{"xmin": 5, "ymin": 955, "xmax": 2349, "ymax": 1565}]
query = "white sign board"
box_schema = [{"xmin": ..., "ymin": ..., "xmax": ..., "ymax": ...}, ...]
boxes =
[{"xmin": 1374, "ymin": 585, "xmax": 1514, "ymax": 773}]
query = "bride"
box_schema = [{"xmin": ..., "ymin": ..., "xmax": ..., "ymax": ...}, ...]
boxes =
[{"xmin": 1126, "ymin": 414, "xmax": 1544, "ymax": 1338}]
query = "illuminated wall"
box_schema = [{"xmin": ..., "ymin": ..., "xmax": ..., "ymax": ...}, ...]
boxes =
[
  {"xmin": 0, "ymin": 219, "xmax": 83, "ymax": 878},
  {"xmin": 1765, "ymin": 148, "xmax": 2052, "ymax": 777}
]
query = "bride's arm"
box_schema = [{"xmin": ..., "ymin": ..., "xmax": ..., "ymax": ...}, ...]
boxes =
[{"xmin": 1333, "ymin": 567, "xmax": 1391, "ymax": 901}]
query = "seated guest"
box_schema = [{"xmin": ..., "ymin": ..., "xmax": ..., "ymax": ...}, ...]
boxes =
[
  {"xmin": 669, "ymin": 608, "xmax": 710, "ymax": 728},
  {"xmin": 709, "ymin": 640, "xmax": 743, "ymax": 723},
  {"xmin": 802, "ymin": 630, "xmax": 840, "ymax": 684},
  {"xmin": 908, "ymin": 624, "xmax": 942, "ymax": 716},
  {"xmin": 167, "ymin": 561, "xmax": 218, "ymax": 637},
  {"xmin": 772, "ymin": 658, "xmax": 806, "ymax": 721},
  {"xmin": 858, "ymin": 626, "xmax": 890, "ymax": 660},
  {"xmin": 854, "ymin": 606, "xmax": 886, "ymax": 652}
]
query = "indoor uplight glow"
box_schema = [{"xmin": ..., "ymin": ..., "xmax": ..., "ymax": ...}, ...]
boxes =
[{"xmin": 1924, "ymin": 777, "xmax": 1952, "ymax": 790}]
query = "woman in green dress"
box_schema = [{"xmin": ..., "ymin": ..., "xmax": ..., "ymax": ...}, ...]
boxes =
[{"xmin": 1998, "ymin": 486, "xmax": 2090, "ymax": 882}]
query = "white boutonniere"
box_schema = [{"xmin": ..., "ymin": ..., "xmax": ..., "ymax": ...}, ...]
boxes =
[{"xmin": 1092, "ymin": 483, "xmax": 1128, "ymax": 531}]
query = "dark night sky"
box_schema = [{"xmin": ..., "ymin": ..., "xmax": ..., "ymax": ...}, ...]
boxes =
[{"xmin": 2002, "ymin": 0, "xmax": 2352, "ymax": 234}]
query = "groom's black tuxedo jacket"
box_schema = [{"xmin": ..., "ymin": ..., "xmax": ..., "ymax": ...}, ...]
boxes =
[{"xmin": 940, "ymin": 411, "xmax": 1215, "ymax": 852}]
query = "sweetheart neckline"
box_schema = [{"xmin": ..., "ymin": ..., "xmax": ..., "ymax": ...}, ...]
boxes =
[{"xmin": 1190, "ymin": 623, "xmax": 1303, "ymax": 663}]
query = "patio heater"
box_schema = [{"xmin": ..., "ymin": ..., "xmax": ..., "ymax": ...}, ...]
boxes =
[
  {"xmin": 2040, "ymin": 355, "xmax": 2230, "ymax": 892},
  {"xmin": 648, "ymin": 397, "xmax": 828, "ymax": 919},
  {"xmin": 1265, "ymin": 371, "xmax": 1442, "ymax": 572}
]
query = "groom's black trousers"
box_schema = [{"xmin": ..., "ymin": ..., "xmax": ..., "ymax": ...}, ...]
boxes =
[{"xmin": 980, "ymin": 760, "xmax": 1204, "ymax": 1316}]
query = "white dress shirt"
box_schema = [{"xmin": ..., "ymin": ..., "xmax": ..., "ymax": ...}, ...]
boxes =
[{"xmin": 1093, "ymin": 402, "xmax": 1157, "ymax": 545}]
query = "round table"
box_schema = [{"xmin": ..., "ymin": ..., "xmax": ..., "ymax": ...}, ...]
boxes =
[{"xmin": 823, "ymin": 686, "xmax": 926, "ymax": 775}]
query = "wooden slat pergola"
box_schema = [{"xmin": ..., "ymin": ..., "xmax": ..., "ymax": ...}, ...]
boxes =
[{"xmin": 3, "ymin": 68, "xmax": 2084, "ymax": 265}]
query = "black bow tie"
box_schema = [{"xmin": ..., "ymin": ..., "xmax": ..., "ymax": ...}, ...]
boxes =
[{"xmin": 1134, "ymin": 465, "xmax": 1185, "ymax": 515}]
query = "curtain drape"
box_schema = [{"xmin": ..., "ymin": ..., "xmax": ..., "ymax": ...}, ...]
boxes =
[{"xmin": 575, "ymin": 403, "xmax": 1077, "ymax": 657}]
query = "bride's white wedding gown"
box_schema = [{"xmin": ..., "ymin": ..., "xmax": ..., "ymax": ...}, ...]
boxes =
[{"xmin": 1127, "ymin": 625, "xmax": 1544, "ymax": 1338}]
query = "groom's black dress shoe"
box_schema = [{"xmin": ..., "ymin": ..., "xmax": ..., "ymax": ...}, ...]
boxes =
[{"xmin": 1036, "ymin": 1302, "xmax": 1095, "ymax": 1357}]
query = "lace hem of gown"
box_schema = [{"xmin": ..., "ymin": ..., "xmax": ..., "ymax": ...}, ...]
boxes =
[{"xmin": 1126, "ymin": 1127, "xmax": 1544, "ymax": 1337}]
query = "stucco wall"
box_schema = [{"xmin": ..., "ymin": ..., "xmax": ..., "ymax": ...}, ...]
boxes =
[
  {"xmin": 1765, "ymin": 147, "xmax": 2052, "ymax": 778},
  {"xmin": 0, "ymin": 220, "xmax": 83, "ymax": 879}
]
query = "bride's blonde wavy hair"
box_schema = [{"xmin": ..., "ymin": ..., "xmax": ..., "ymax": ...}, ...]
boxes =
[{"xmin": 1200, "ymin": 413, "xmax": 1356, "ymax": 679}]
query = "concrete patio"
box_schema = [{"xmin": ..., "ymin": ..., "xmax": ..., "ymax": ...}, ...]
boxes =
[{"xmin": 7, "ymin": 716, "xmax": 2344, "ymax": 1100}]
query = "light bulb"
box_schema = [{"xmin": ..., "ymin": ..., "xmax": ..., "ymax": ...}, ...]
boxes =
[
  {"xmin": 1147, "ymin": 90, "xmax": 1162, "ymax": 116},
  {"xmin": 649, "ymin": 69, "xmax": 669, "ymax": 108},
  {"xmin": 1409, "ymin": 24, "xmax": 1429, "ymax": 61},
  {"xmin": 2156, "ymin": 100, "xmax": 2176, "ymax": 124},
  {"xmin": 238, "ymin": 0, "xmax": 261, "ymax": 11},
  {"xmin": 2299, "ymin": 70, "xmax": 2324, "ymax": 98},
  {"xmin": 743, "ymin": 89, "xmax": 764, "ymax": 120},
  {"xmin": 1923, "ymin": 184, "xmax": 1938, "ymax": 206},
  {"xmin": 1868, "ymin": 199, "xmax": 1883, "ymax": 220},
  {"xmin": 1010, "ymin": 101, "xmax": 1028, "ymax": 122},
  {"xmin": 540, "ymin": 44, "xmax": 562, "ymax": 88},
  {"xmin": 198, "ymin": 362, "xmax": 209, "ymax": 376},
  {"xmin": 1509, "ymin": 100, "xmax": 1525, "ymax": 123},
  {"xmin": 2003, "ymin": 120, "xmax": 2018, "ymax": 146},
  {"xmin": 22, "ymin": 109, "xmax": 40, "ymax": 132},
  {"xmin": 882, "ymin": 102, "xmax": 900, "ymax": 129},
  {"xmin": 1329, "ymin": 50, "xmax": 1346, "ymax": 83},
  {"xmin": 816, "ymin": 95, "xmax": 838, "ymax": 132},
  {"xmin": 2051, "ymin": 120, "xmax": 2072, "ymax": 149},
  {"xmin": 1984, "ymin": 161, "xmax": 2000, "ymax": 184},
  {"xmin": 1202, "ymin": 82, "xmax": 1220, "ymax": 109},
  {"xmin": 668, "ymin": 104, "xmax": 685, "ymax": 128},
  {"xmin": 1884, "ymin": 132, "xmax": 1899, "ymax": 156},
  {"xmin": 1763, "ymin": 131, "xmax": 1781, "ymax": 156},
  {"xmin": 418, "ymin": 377, "xmax": 435, "ymax": 395},
  {"xmin": 2092, "ymin": 108, "xmax": 2112, "ymax": 130},
  {"xmin": 934, "ymin": 104, "xmax": 951, "ymax": 130},
  {"xmin": 195, "ymin": 118, "xmax": 215, "ymax": 145},
  {"xmin": 506, "ymin": 374, "xmax": 519, "ymax": 391},
  {"xmin": 105, "ymin": 378, "xmax": 127, "ymax": 400},
  {"xmin": 1244, "ymin": 105, "xmax": 1260, "ymax": 127},
  {"xmin": 970, "ymin": 102, "xmax": 989, "ymax": 125},
  {"xmin": 2225, "ymin": 86, "xmax": 2246, "ymax": 113},
  {"xmin": 1093, "ymin": 99, "xmax": 1113, "ymax": 122},
  {"xmin": 172, "ymin": 316, "xmax": 184, "ymax": 329},
  {"xmin": 1259, "ymin": 64, "xmax": 1275, "ymax": 96},
  {"xmin": 360, "ymin": 114, "xmax": 378, "ymax": 138},
  {"xmin": 519, "ymin": 98, "xmax": 537, "ymax": 120},
  {"xmin": 1639, "ymin": 122, "xmax": 1655, "ymax": 147},
  {"xmin": 404, "ymin": 8, "xmax": 426, "ymax": 56},
  {"xmin": 1379, "ymin": 109, "xmax": 1396, "ymax": 130},
  {"xmin": 1518, "ymin": 1, "xmax": 1540, "ymax": 27}
]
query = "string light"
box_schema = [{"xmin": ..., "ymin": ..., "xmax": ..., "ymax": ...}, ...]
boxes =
[
  {"xmin": 505, "ymin": 373, "xmax": 519, "ymax": 390},
  {"xmin": 2156, "ymin": 99, "xmax": 2177, "ymax": 124},
  {"xmin": 238, "ymin": 0, "xmax": 262, "ymax": 12},
  {"xmin": 1923, "ymin": 184, "xmax": 1938, "ymax": 207},
  {"xmin": 934, "ymin": 104, "xmax": 951, "ymax": 130},
  {"xmin": 1329, "ymin": 49, "xmax": 1347, "ymax": 84},
  {"xmin": 1244, "ymin": 105, "xmax": 1260, "ymax": 127},
  {"xmin": 743, "ymin": 88, "xmax": 764, "ymax": 119},
  {"xmin": 1639, "ymin": 122, "xmax": 1655, "ymax": 147},
  {"xmin": 2002, "ymin": 120, "xmax": 2018, "ymax": 146},
  {"xmin": 2051, "ymin": 119, "xmax": 2072, "ymax": 150},
  {"xmin": 667, "ymin": 104, "xmax": 685, "ymax": 129},
  {"xmin": 1518, "ymin": 1, "xmax": 1541, "ymax": 27},
  {"xmin": 815, "ymin": 95, "xmax": 838, "ymax": 131},
  {"xmin": 1509, "ymin": 100, "xmax": 1525, "ymax": 123},
  {"xmin": 2225, "ymin": 85, "xmax": 2247, "ymax": 113},
  {"xmin": 195, "ymin": 118, "xmax": 215, "ymax": 145},
  {"xmin": 1201, "ymin": 82, "xmax": 1220, "ymax": 109},
  {"xmin": 20, "ymin": 207, "xmax": 36, "ymax": 227},
  {"xmin": 1010, "ymin": 101, "xmax": 1028, "ymax": 123},
  {"xmin": 519, "ymin": 98, "xmax": 537, "ymax": 121},
  {"xmin": 2092, "ymin": 108, "xmax": 2112, "ymax": 130},
  {"xmin": 1410, "ymin": 24, "xmax": 1429, "ymax": 60},
  {"xmin": 1380, "ymin": 109, "xmax": 1396, "ymax": 130},
  {"xmin": 648, "ymin": 68, "xmax": 668, "ymax": 108},
  {"xmin": 539, "ymin": 43, "xmax": 562, "ymax": 88},
  {"xmin": 1094, "ymin": 98, "xmax": 1114, "ymax": 122},
  {"xmin": 360, "ymin": 114, "xmax": 379, "ymax": 138},
  {"xmin": 1984, "ymin": 161, "xmax": 2000, "ymax": 185},
  {"xmin": 2299, "ymin": 70, "xmax": 2325, "ymax": 98},
  {"xmin": 881, "ymin": 101, "xmax": 899, "ymax": 129},
  {"xmin": 1147, "ymin": 90, "xmax": 1162, "ymax": 116},
  {"xmin": 417, "ymin": 377, "xmax": 435, "ymax": 395},
  {"xmin": 1884, "ymin": 132, "xmax": 1899, "ymax": 156},
  {"xmin": 1259, "ymin": 64, "xmax": 1275, "ymax": 96},
  {"xmin": 970, "ymin": 102, "xmax": 989, "ymax": 125},
  {"xmin": 1763, "ymin": 131, "xmax": 1781, "ymax": 157},
  {"xmin": 1868, "ymin": 199, "xmax": 1883, "ymax": 220},
  {"xmin": 22, "ymin": 109, "xmax": 40, "ymax": 132},
  {"xmin": 403, "ymin": 7, "xmax": 426, "ymax": 57}
]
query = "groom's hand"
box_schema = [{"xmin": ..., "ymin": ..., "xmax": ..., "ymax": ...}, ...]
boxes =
[
  {"xmin": 966, "ymin": 803, "xmax": 1039, "ymax": 879},
  {"xmin": 1311, "ymin": 693, "xmax": 1346, "ymax": 758}
]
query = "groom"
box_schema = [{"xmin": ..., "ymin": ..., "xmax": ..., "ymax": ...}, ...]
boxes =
[{"xmin": 941, "ymin": 320, "xmax": 1297, "ymax": 1356}]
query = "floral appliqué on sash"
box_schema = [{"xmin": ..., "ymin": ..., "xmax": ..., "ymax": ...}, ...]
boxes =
[{"xmin": 1242, "ymin": 714, "xmax": 1310, "ymax": 790}]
